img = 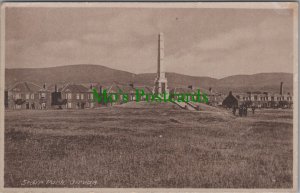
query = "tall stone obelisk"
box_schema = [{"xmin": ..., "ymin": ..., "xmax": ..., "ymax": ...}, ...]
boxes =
[{"xmin": 154, "ymin": 33, "xmax": 168, "ymax": 94}]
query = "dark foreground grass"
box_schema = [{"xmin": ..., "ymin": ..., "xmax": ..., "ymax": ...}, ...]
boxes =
[{"xmin": 4, "ymin": 103, "xmax": 293, "ymax": 188}]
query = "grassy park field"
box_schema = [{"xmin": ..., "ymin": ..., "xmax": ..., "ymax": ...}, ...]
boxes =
[{"xmin": 4, "ymin": 102, "xmax": 293, "ymax": 188}]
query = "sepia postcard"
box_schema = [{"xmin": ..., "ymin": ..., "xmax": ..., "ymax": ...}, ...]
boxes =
[{"xmin": 0, "ymin": 2, "xmax": 298, "ymax": 193}]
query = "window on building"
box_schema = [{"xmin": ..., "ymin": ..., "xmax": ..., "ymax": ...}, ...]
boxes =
[
  {"xmin": 90, "ymin": 94, "xmax": 93, "ymax": 100},
  {"xmin": 26, "ymin": 93, "xmax": 30, "ymax": 99},
  {"xmin": 40, "ymin": 93, "xmax": 46, "ymax": 99},
  {"xmin": 81, "ymin": 94, "xmax": 84, "ymax": 99},
  {"xmin": 66, "ymin": 93, "xmax": 72, "ymax": 99},
  {"xmin": 31, "ymin": 93, "xmax": 34, "ymax": 99},
  {"xmin": 76, "ymin": 94, "xmax": 80, "ymax": 99},
  {"xmin": 15, "ymin": 93, "xmax": 21, "ymax": 99}
]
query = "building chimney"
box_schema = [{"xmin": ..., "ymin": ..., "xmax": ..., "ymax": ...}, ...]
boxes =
[
  {"xmin": 209, "ymin": 87, "xmax": 212, "ymax": 93},
  {"xmin": 90, "ymin": 84, "xmax": 93, "ymax": 89},
  {"xmin": 55, "ymin": 84, "xmax": 57, "ymax": 92},
  {"xmin": 188, "ymin": 85, "xmax": 193, "ymax": 90},
  {"xmin": 280, "ymin": 82, "xmax": 283, "ymax": 95},
  {"xmin": 129, "ymin": 83, "xmax": 134, "ymax": 88}
]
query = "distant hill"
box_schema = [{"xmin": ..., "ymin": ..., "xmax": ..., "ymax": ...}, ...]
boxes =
[
  {"xmin": 5, "ymin": 64, "xmax": 134, "ymax": 88},
  {"xmin": 5, "ymin": 64, "xmax": 293, "ymax": 94},
  {"xmin": 134, "ymin": 73, "xmax": 217, "ymax": 89},
  {"xmin": 215, "ymin": 73, "xmax": 293, "ymax": 94}
]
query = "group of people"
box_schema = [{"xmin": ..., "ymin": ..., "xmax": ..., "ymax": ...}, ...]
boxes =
[{"xmin": 232, "ymin": 104, "xmax": 256, "ymax": 117}]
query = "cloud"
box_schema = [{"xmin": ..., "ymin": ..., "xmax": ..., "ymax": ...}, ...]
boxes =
[
  {"xmin": 195, "ymin": 28, "xmax": 255, "ymax": 51},
  {"xmin": 5, "ymin": 7, "xmax": 295, "ymax": 78},
  {"xmin": 165, "ymin": 15, "xmax": 293, "ymax": 78}
]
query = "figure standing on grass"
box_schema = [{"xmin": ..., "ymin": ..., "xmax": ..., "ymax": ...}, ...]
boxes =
[
  {"xmin": 243, "ymin": 105, "xmax": 248, "ymax": 117},
  {"xmin": 252, "ymin": 106, "xmax": 256, "ymax": 115},
  {"xmin": 239, "ymin": 105, "xmax": 243, "ymax": 117},
  {"xmin": 233, "ymin": 105, "xmax": 237, "ymax": 115}
]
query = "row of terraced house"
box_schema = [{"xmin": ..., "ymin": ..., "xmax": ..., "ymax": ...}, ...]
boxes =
[
  {"xmin": 4, "ymin": 82, "xmax": 153, "ymax": 110},
  {"xmin": 4, "ymin": 81, "xmax": 224, "ymax": 110},
  {"xmin": 4, "ymin": 81, "xmax": 292, "ymax": 110},
  {"xmin": 222, "ymin": 82, "xmax": 293, "ymax": 109}
]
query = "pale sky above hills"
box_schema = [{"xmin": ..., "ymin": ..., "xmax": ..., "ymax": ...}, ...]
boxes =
[{"xmin": 5, "ymin": 5, "xmax": 295, "ymax": 78}]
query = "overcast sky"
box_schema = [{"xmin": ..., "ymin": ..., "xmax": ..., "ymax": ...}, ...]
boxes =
[{"xmin": 5, "ymin": 6, "xmax": 295, "ymax": 78}]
